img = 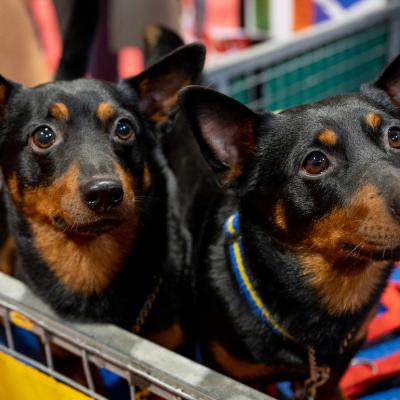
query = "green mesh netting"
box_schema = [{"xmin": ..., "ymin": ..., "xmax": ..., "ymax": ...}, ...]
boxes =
[{"xmin": 229, "ymin": 23, "xmax": 389, "ymax": 111}]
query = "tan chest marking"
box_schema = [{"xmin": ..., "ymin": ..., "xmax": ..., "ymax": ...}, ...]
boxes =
[
  {"xmin": 146, "ymin": 322, "xmax": 185, "ymax": 351},
  {"xmin": 0, "ymin": 236, "xmax": 15, "ymax": 276},
  {"xmin": 5, "ymin": 163, "xmax": 138, "ymax": 294},
  {"xmin": 31, "ymin": 221, "xmax": 136, "ymax": 294},
  {"xmin": 210, "ymin": 340, "xmax": 280, "ymax": 381}
]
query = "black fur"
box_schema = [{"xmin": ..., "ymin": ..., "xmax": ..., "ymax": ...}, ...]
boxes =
[
  {"xmin": 177, "ymin": 55, "xmax": 400, "ymax": 397},
  {"xmin": 144, "ymin": 25, "xmax": 185, "ymax": 68},
  {"xmin": 55, "ymin": 0, "xmax": 100, "ymax": 80},
  {"xmin": 0, "ymin": 44, "xmax": 205, "ymax": 350}
]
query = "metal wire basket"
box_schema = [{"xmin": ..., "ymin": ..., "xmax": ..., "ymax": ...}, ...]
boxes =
[
  {"xmin": 0, "ymin": 273, "xmax": 272, "ymax": 400},
  {"xmin": 2, "ymin": 2, "xmax": 400, "ymax": 399}
]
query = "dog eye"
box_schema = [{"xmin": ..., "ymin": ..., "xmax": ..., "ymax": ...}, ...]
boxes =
[
  {"xmin": 302, "ymin": 152, "xmax": 329, "ymax": 175},
  {"xmin": 30, "ymin": 126, "xmax": 57, "ymax": 150},
  {"xmin": 114, "ymin": 119, "xmax": 135, "ymax": 142},
  {"xmin": 388, "ymin": 127, "xmax": 400, "ymax": 149}
]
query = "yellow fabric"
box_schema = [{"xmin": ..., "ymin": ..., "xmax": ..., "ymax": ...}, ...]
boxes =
[
  {"xmin": 9, "ymin": 311, "xmax": 33, "ymax": 332},
  {"xmin": 0, "ymin": 351, "xmax": 90, "ymax": 400}
]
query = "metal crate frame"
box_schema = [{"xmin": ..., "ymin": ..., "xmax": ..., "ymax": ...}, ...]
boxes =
[
  {"xmin": 0, "ymin": 272, "xmax": 273, "ymax": 400},
  {"xmin": 2, "ymin": 3, "xmax": 400, "ymax": 400},
  {"xmin": 205, "ymin": 0, "xmax": 400, "ymax": 111}
]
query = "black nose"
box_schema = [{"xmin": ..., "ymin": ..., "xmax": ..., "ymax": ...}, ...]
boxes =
[{"xmin": 81, "ymin": 179, "xmax": 123, "ymax": 212}]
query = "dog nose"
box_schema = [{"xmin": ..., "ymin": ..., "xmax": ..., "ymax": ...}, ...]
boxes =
[{"xmin": 81, "ymin": 179, "xmax": 123, "ymax": 212}]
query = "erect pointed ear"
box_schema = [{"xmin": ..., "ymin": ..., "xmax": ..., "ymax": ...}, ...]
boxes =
[
  {"xmin": 120, "ymin": 43, "xmax": 206, "ymax": 124},
  {"xmin": 178, "ymin": 86, "xmax": 259, "ymax": 188},
  {"xmin": 0, "ymin": 75, "xmax": 20, "ymax": 115},
  {"xmin": 373, "ymin": 54, "xmax": 400, "ymax": 106},
  {"xmin": 143, "ymin": 25, "xmax": 184, "ymax": 68}
]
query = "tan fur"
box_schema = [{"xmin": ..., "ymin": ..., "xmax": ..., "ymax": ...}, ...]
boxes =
[
  {"xmin": 143, "ymin": 163, "xmax": 152, "ymax": 191},
  {"xmin": 146, "ymin": 322, "xmax": 185, "ymax": 350},
  {"xmin": 0, "ymin": 236, "xmax": 15, "ymax": 276},
  {"xmin": 0, "ymin": 84, "xmax": 6, "ymax": 110},
  {"xmin": 138, "ymin": 78, "xmax": 190, "ymax": 122},
  {"xmin": 318, "ymin": 129, "xmax": 337, "ymax": 146},
  {"xmin": 366, "ymin": 112, "xmax": 381, "ymax": 130},
  {"xmin": 297, "ymin": 184, "xmax": 397, "ymax": 315},
  {"xmin": 273, "ymin": 200, "xmax": 287, "ymax": 231},
  {"xmin": 30, "ymin": 221, "xmax": 136, "ymax": 294},
  {"xmin": 209, "ymin": 340, "xmax": 302, "ymax": 381},
  {"xmin": 5, "ymin": 163, "xmax": 138, "ymax": 294},
  {"xmin": 6, "ymin": 173, "xmax": 21, "ymax": 203},
  {"xmin": 150, "ymin": 92, "xmax": 182, "ymax": 122},
  {"xmin": 48, "ymin": 102, "xmax": 69, "ymax": 121},
  {"xmin": 298, "ymin": 253, "xmax": 385, "ymax": 316},
  {"xmin": 220, "ymin": 119, "xmax": 256, "ymax": 185},
  {"xmin": 96, "ymin": 102, "xmax": 115, "ymax": 122}
]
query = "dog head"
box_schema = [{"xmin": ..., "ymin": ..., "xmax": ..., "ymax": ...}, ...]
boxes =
[
  {"xmin": 179, "ymin": 55, "xmax": 400, "ymax": 314},
  {"xmin": 0, "ymin": 43, "xmax": 204, "ymax": 236},
  {"xmin": 0, "ymin": 44, "xmax": 205, "ymax": 295}
]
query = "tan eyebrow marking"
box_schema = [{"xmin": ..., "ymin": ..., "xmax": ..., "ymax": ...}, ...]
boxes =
[
  {"xmin": 366, "ymin": 112, "xmax": 381, "ymax": 130},
  {"xmin": 96, "ymin": 102, "xmax": 116, "ymax": 122},
  {"xmin": 48, "ymin": 102, "xmax": 69, "ymax": 121},
  {"xmin": 318, "ymin": 129, "xmax": 337, "ymax": 146}
]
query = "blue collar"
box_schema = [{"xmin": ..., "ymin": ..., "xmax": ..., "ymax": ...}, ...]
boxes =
[{"xmin": 224, "ymin": 213, "xmax": 296, "ymax": 342}]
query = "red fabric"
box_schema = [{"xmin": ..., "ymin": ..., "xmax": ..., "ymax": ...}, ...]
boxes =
[
  {"xmin": 341, "ymin": 353, "xmax": 400, "ymax": 398},
  {"xmin": 367, "ymin": 286, "xmax": 400, "ymax": 342},
  {"xmin": 340, "ymin": 269, "xmax": 400, "ymax": 398}
]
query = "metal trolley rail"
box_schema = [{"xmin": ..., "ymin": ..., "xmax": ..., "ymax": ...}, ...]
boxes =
[
  {"xmin": 206, "ymin": 0, "xmax": 400, "ymax": 111},
  {"xmin": 2, "ymin": 2, "xmax": 400, "ymax": 399},
  {"xmin": 0, "ymin": 273, "xmax": 273, "ymax": 400}
]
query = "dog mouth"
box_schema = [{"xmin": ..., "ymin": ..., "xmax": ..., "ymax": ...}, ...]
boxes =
[
  {"xmin": 51, "ymin": 215, "xmax": 124, "ymax": 235},
  {"xmin": 340, "ymin": 241, "xmax": 400, "ymax": 261}
]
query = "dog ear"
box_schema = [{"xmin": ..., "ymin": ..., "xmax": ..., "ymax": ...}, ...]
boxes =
[
  {"xmin": 0, "ymin": 75, "xmax": 20, "ymax": 115},
  {"xmin": 143, "ymin": 25, "xmax": 184, "ymax": 68},
  {"xmin": 373, "ymin": 54, "xmax": 400, "ymax": 106},
  {"xmin": 178, "ymin": 86, "xmax": 259, "ymax": 188},
  {"xmin": 121, "ymin": 43, "xmax": 205, "ymax": 123}
]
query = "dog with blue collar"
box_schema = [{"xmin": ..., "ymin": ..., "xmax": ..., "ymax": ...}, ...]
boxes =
[{"xmin": 176, "ymin": 54, "xmax": 400, "ymax": 399}]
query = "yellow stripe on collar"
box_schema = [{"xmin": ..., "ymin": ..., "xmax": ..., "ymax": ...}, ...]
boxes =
[{"xmin": 225, "ymin": 212, "xmax": 296, "ymax": 342}]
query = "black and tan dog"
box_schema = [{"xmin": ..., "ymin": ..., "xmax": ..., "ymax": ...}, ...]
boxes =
[
  {"xmin": 177, "ymin": 55, "xmax": 400, "ymax": 398},
  {"xmin": 0, "ymin": 43, "xmax": 205, "ymax": 352}
]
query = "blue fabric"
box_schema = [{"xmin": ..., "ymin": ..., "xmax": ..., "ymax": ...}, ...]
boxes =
[
  {"xmin": 314, "ymin": 4, "xmax": 330, "ymax": 22},
  {"xmin": 356, "ymin": 334, "xmax": 400, "ymax": 362},
  {"xmin": 360, "ymin": 387, "xmax": 400, "ymax": 400},
  {"xmin": 99, "ymin": 368, "xmax": 130, "ymax": 400},
  {"xmin": 276, "ymin": 381, "xmax": 293, "ymax": 398},
  {"xmin": 390, "ymin": 267, "xmax": 400, "ymax": 282},
  {"xmin": 377, "ymin": 303, "xmax": 387, "ymax": 316},
  {"xmin": 0, "ymin": 325, "xmax": 43, "ymax": 362},
  {"xmin": 338, "ymin": 0, "xmax": 364, "ymax": 8}
]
